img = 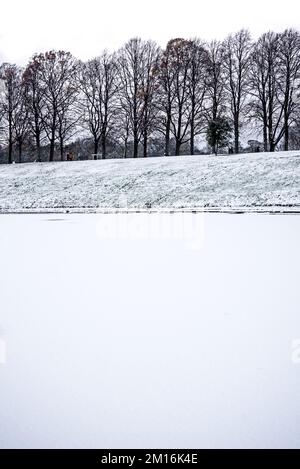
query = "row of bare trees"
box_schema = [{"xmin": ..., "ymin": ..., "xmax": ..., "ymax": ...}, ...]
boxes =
[{"xmin": 1, "ymin": 28, "xmax": 300, "ymax": 163}]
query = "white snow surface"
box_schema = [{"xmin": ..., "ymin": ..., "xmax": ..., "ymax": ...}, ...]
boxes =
[
  {"xmin": 0, "ymin": 151, "xmax": 299, "ymax": 211},
  {"xmin": 0, "ymin": 213, "xmax": 300, "ymax": 448}
]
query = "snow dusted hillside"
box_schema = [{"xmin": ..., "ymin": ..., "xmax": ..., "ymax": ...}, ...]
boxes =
[{"xmin": 0, "ymin": 151, "xmax": 299, "ymax": 211}]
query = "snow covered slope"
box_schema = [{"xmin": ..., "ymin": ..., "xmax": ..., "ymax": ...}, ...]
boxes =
[{"xmin": 0, "ymin": 151, "xmax": 299, "ymax": 212}]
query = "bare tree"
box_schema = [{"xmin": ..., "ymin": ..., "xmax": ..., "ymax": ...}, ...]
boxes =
[
  {"xmin": 157, "ymin": 39, "xmax": 192, "ymax": 156},
  {"xmin": 56, "ymin": 65, "xmax": 79, "ymax": 160},
  {"xmin": 139, "ymin": 41, "xmax": 161, "ymax": 157},
  {"xmin": 0, "ymin": 63, "xmax": 20, "ymax": 163},
  {"xmin": 118, "ymin": 38, "xmax": 159, "ymax": 158},
  {"xmin": 187, "ymin": 38, "xmax": 209, "ymax": 155},
  {"xmin": 13, "ymin": 78, "xmax": 29, "ymax": 163},
  {"xmin": 156, "ymin": 41, "xmax": 177, "ymax": 156},
  {"xmin": 23, "ymin": 57, "xmax": 47, "ymax": 162},
  {"xmin": 29, "ymin": 51, "xmax": 77, "ymax": 161},
  {"xmin": 118, "ymin": 38, "xmax": 143, "ymax": 158},
  {"xmin": 78, "ymin": 52, "xmax": 119, "ymax": 159},
  {"xmin": 169, "ymin": 39, "xmax": 192, "ymax": 155},
  {"xmin": 277, "ymin": 29, "xmax": 300, "ymax": 151},
  {"xmin": 248, "ymin": 32, "xmax": 284, "ymax": 151},
  {"xmin": 57, "ymin": 97, "xmax": 79, "ymax": 160},
  {"xmin": 78, "ymin": 59, "xmax": 102, "ymax": 158},
  {"xmin": 223, "ymin": 29, "xmax": 252, "ymax": 153},
  {"xmin": 205, "ymin": 41, "xmax": 226, "ymax": 154},
  {"xmin": 120, "ymin": 114, "xmax": 131, "ymax": 158}
]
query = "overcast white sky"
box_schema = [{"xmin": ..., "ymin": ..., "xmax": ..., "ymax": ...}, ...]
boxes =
[{"xmin": 0, "ymin": 0, "xmax": 299, "ymax": 65}]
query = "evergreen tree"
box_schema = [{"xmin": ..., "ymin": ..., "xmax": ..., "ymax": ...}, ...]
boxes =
[{"xmin": 206, "ymin": 117, "xmax": 232, "ymax": 155}]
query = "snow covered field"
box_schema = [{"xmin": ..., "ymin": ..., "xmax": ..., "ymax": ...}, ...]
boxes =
[
  {"xmin": 1, "ymin": 212, "xmax": 300, "ymax": 448},
  {"xmin": 0, "ymin": 151, "xmax": 299, "ymax": 212}
]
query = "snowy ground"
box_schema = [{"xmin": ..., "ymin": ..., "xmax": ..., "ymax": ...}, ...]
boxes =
[
  {"xmin": 0, "ymin": 151, "xmax": 299, "ymax": 212},
  {"xmin": 1, "ymin": 213, "xmax": 300, "ymax": 448}
]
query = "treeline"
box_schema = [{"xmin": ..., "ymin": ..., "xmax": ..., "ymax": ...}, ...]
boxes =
[{"xmin": 1, "ymin": 28, "xmax": 300, "ymax": 163}]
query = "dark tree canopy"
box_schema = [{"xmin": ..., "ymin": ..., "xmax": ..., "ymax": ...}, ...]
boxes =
[{"xmin": 206, "ymin": 117, "xmax": 232, "ymax": 155}]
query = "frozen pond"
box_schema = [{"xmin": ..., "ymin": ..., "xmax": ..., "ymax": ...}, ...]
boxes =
[{"xmin": 0, "ymin": 212, "xmax": 300, "ymax": 448}]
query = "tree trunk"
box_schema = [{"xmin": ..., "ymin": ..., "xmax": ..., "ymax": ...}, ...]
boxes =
[
  {"xmin": 212, "ymin": 139, "xmax": 216, "ymax": 155},
  {"xmin": 234, "ymin": 120, "xmax": 239, "ymax": 154},
  {"xmin": 123, "ymin": 141, "xmax": 128, "ymax": 158},
  {"xmin": 94, "ymin": 139, "xmax": 99, "ymax": 160},
  {"xmin": 190, "ymin": 116, "xmax": 195, "ymax": 155},
  {"xmin": 8, "ymin": 122, "xmax": 13, "ymax": 164},
  {"xmin": 268, "ymin": 124, "xmax": 275, "ymax": 152},
  {"xmin": 263, "ymin": 124, "xmax": 268, "ymax": 152},
  {"xmin": 284, "ymin": 118, "xmax": 289, "ymax": 151},
  {"xmin": 190, "ymin": 135, "xmax": 194, "ymax": 156},
  {"xmin": 175, "ymin": 112, "xmax": 182, "ymax": 156},
  {"xmin": 269, "ymin": 141, "xmax": 275, "ymax": 152},
  {"xmin": 143, "ymin": 131, "xmax": 148, "ymax": 158},
  {"xmin": 60, "ymin": 138, "xmax": 64, "ymax": 161},
  {"xmin": 36, "ymin": 134, "xmax": 41, "ymax": 163},
  {"xmin": 133, "ymin": 136, "xmax": 138, "ymax": 158},
  {"xmin": 164, "ymin": 114, "xmax": 171, "ymax": 156},
  {"xmin": 49, "ymin": 137, "xmax": 55, "ymax": 162},
  {"xmin": 190, "ymin": 98, "xmax": 195, "ymax": 155},
  {"xmin": 175, "ymin": 139, "xmax": 181, "ymax": 156},
  {"xmin": 49, "ymin": 125, "xmax": 55, "ymax": 162},
  {"xmin": 101, "ymin": 133, "xmax": 106, "ymax": 160},
  {"xmin": 8, "ymin": 139, "xmax": 13, "ymax": 164},
  {"xmin": 18, "ymin": 142, "xmax": 22, "ymax": 164}
]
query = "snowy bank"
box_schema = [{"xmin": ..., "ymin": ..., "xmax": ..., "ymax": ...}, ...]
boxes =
[{"xmin": 0, "ymin": 151, "xmax": 299, "ymax": 212}]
